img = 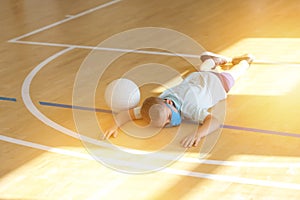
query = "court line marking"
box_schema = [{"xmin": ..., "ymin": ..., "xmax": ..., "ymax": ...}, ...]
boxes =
[
  {"xmin": 1, "ymin": 134, "xmax": 300, "ymax": 190},
  {"xmin": 21, "ymin": 47, "xmax": 117, "ymax": 150},
  {"xmin": 162, "ymin": 168, "xmax": 300, "ymax": 190},
  {"xmin": 7, "ymin": 0, "xmax": 200, "ymax": 59},
  {"xmin": 6, "ymin": 0, "xmax": 298, "ymax": 64},
  {"xmin": 180, "ymin": 157, "xmax": 300, "ymax": 168},
  {"xmin": 21, "ymin": 47, "xmax": 156, "ymax": 155},
  {"xmin": 222, "ymin": 125, "xmax": 300, "ymax": 138},
  {"xmin": 39, "ymin": 101, "xmax": 113, "ymax": 114},
  {"xmin": 8, "ymin": 0, "xmax": 122, "ymax": 42},
  {"xmin": 10, "ymin": 40, "xmax": 299, "ymax": 64},
  {"xmin": 9, "ymin": 40, "xmax": 200, "ymax": 58},
  {"xmin": 28, "ymin": 100, "xmax": 300, "ymax": 167},
  {"xmin": 0, "ymin": 97, "xmax": 17, "ymax": 102},
  {"xmin": 10, "ymin": 97, "xmax": 299, "ymax": 168},
  {"xmin": 0, "ymin": 134, "xmax": 91, "ymax": 160},
  {"xmin": 38, "ymin": 100, "xmax": 300, "ymax": 139}
]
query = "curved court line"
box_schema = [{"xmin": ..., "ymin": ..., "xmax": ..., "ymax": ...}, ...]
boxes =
[
  {"xmin": 21, "ymin": 47, "xmax": 114, "ymax": 150},
  {"xmin": 1, "ymin": 134, "xmax": 300, "ymax": 190},
  {"xmin": 21, "ymin": 47, "xmax": 167, "ymax": 156},
  {"xmin": 21, "ymin": 47, "xmax": 300, "ymax": 169}
]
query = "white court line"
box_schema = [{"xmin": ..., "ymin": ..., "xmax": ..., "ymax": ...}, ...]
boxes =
[
  {"xmin": 7, "ymin": 0, "xmax": 294, "ymax": 63},
  {"xmin": 11, "ymin": 39, "xmax": 296, "ymax": 63},
  {"xmin": 0, "ymin": 134, "xmax": 92, "ymax": 160},
  {"xmin": 7, "ymin": 0, "xmax": 200, "ymax": 59},
  {"xmin": 181, "ymin": 157, "xmax": 300, "ymax": 168},
  {"xmin": 162, "ymin": 168, "xmax": 300, "ymax": 190},
  {"xmin": 10, "ymin": 40, "xmax": 200, "ymax": 58},
  {"xmin": 21, "ymin": 47, "xmax": 119, "ymax": 150},
  {"xmin": 8, "ymin": 0, "xmax": 122, "ymax": 42},
  {"xmin": 1, "ymin": 134, "xmax": 300, "ymax": 190}
]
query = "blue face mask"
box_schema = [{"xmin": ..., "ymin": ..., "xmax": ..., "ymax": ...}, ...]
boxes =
[{"xmin": 165, "ymin": 103, "xmax": 181, "ymax": 127}]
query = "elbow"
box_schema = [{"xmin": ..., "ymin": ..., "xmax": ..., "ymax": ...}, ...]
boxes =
[{"xmin": 205, "ymin": 114, "xmax": 221, "ymax": 131}]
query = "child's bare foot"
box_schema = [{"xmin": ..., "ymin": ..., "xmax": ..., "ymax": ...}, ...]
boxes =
[{"xmin": 232, "ymin": 54, "xmax": 255, "ymax": 65}]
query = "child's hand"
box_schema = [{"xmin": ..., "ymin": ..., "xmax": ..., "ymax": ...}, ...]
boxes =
[
  {"xmin": 180, "ymin": 133, "xmax": 201, "ymax": 148},
  {"xmin": 102, "ymin": 126, "xmax": 118, "ymax": 140}
]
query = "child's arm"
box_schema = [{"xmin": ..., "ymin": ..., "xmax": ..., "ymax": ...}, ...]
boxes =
[
  {"xmin": 180, "ymin": 114, "xmax": 220, "ymax": 148},
  {"xmin": 102, "ymin": 108, "xmax": 140, "ymax": 139}
]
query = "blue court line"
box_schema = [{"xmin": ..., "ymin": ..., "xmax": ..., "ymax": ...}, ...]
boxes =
[
  {"xmin": 222, "ymin": 125, "xmax": 300, "ymax": 138},
  {"xmin": 38, "ymin": 100, "xmax": 300, "ymax": 139},
  {"xmin": 39, "ymin": 101, "xmax": 113, "ymax": 113},
  {"xmin": 0, "ymin": 96, "xmax": 17, "ymax": 102}
]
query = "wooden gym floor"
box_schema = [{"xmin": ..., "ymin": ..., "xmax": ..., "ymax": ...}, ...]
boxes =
[{"xmin": 1, "ymin": 0, "xmax": 300, "ymax": 199}]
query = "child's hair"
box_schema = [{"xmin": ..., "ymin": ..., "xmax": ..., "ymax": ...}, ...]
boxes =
[{"xmin": 141, "ymin": 97, "xmax": 166, "ymax": 127}]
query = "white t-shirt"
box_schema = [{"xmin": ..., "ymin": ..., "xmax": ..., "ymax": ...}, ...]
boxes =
[{"xmin": 134, "ymin": 72, "xmax": 227, "ymax": 123}]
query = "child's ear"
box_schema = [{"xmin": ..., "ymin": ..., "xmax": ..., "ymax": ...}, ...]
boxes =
[{"xmin": 165, "ymin": 99, "xmax": 173, "ymax": 105}]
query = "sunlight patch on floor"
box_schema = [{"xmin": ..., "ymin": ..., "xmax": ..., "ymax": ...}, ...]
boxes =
[
  {"xmin": 217, "ymin": 37, "xmax": 300, "ymax": 96},
  {"xmin": 229, "ymin": 64, "xmax": 300, "ymax": 96},
  {"xmin": 151, "ymin": 70, "xmax": 190, "ymax": 94}
]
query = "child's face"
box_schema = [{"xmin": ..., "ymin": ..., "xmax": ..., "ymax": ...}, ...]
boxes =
[
  {"xmin": 160, "ymin": 103, "xmax": 172, "ymax": 127},
  {"xmin": 161, "ymin": 100, "xmax": 180, "ymax": 127}
]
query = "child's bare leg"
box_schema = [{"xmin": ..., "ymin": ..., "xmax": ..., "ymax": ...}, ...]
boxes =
[
  {"xmin": 225, "ymin": 54, "xmax": 254, "ymax": 80},
  {"xmin": 225, "ymin": 60, "xmax": 250, "ymax": 80}
]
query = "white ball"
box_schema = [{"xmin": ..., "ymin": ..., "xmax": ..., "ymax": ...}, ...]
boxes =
[{"xmin": 105, "ymin": 78, "xmax": 140, "ymax": 112}]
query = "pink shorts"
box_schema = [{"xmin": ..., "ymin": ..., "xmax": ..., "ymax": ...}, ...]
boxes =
[{"xmin": 211, "ymin": 72, "xmax": 235, "ymax": 92}]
